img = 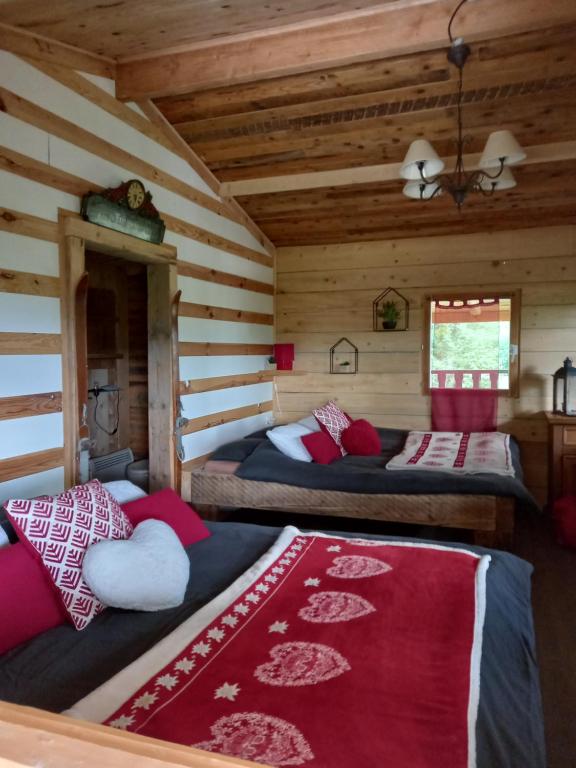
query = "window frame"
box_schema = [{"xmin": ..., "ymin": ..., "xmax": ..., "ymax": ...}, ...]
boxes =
[{"xmin": 422, "ymin": 290, "xmax": 521, "ymax": 398}]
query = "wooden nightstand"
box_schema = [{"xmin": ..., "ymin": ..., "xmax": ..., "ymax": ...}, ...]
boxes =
[{"xmin": 546, "ymin": 412, "xmax": 576, "ymax": 505}]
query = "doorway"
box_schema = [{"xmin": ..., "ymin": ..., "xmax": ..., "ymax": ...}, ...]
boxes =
[{"xmin": 60, "ymin": 214, "xmax": 179, "ymax": 493}]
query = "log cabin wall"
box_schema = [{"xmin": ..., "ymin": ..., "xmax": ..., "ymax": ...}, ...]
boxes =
[
  {"xmin": 0, "ymin": 50, "xmax": 275, "ymax": 502},
  {"xmin": 275, "ymin": 225, "xmax": 576, "ymax": 505}
]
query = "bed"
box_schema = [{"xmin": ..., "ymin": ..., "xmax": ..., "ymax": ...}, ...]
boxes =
[
  {"xmin": 0, "ymin": 519, "xmax": 545, "ymax": 768},
  {"xmin": 183, "ymin": 428, "xmax": 538, "ymax": 548}
]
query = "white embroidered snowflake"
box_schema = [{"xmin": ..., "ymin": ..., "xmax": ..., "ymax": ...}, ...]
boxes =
[
  {"xmin": 272, "ymin": 566, "xmax": 285, "ymax": 575},
  {"xmin": 109, "ymin": 714, "xmax": 135, "ymax": 730},
  {"xmin": 265, "ymin": 574, "xmax": 278, "ymax": 583},
  {"xmin": 304, "ymin": 577, "xmax": 321, "ymax": 587},
  {"xmin": 155, "ymin": 674, "xmax": 178, "ymax": 690},
  {"xmin": 326, "ymin": 545, "xmax": 342, "ymax": 552},
  {"xmin": 245, "ymin": 592, "xmax": 261, "ymax": 603},
  {"xmin": 268, "ymin": 620, "xmax": 289, "ymax": 634},
  {"xmin": 284, "ymin": 551, "xmax": 297, "ymax": 560},
  {"xmin": 234, "ymin": 603, "xmax": 249, "ymax": 615},
  {"xmin": 222, "ymin": 614, "xmax": 238, "ymax": 627},
  {"xmin": 207, "ymin": 627, "xmax": 226, "ymax": 643},
  {"xmin": 255, "ymin": 583, "xmax": 270, "ymax": 593},
  {"xmin": 193, "ymin": 641, "xmax": 212, "ymax": 657},
  {"xmin": 174, "ymin": 657, "xmax": 196, "ymax": 674},
  {"xmin": 279, "ymin": 558, "xmax": 291, "ymax": 566},
  {"xmin": 214, "ymin": 682, "xmax": 241, "ymax": 701},
  {"xmin": 132, "ymin": 692, "xmax": 158, "ymax": 711}
]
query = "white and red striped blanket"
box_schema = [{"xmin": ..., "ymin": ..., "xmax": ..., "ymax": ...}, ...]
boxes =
[
  {"xmin": 69, "ymin": 527, "xmax": 490, "ymax": 768},
  {"xmin": 386, "ymin": 431, "xmax": 515, "ymax": 477}
]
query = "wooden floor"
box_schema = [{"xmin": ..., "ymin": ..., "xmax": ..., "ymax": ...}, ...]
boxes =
[{"xmin": 228, "ymin": 508, "xmax": 576, "ymax": 767}]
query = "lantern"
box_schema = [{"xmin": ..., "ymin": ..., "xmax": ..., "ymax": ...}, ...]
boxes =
[{"xmin": 553, "ymin": 357, "xmax": 576, "ymax": 416}]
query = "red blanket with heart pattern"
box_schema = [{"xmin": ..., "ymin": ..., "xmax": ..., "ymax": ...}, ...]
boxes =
[{"xmin": 69, "ymin": 528, "xmax": 489, "ymax": 768}]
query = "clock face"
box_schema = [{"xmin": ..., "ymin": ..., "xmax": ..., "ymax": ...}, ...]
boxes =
[{"xmin": 126, "ymin": 180, "xmax": 146, "ymax": 210}]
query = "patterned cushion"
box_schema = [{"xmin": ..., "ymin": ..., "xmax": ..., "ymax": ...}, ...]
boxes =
[
  {"xmin": 312, "ymin": 401, "xmax": 352, "ymax": 456},
  {"xmin": 5, "ymin": 479, "xmax": 133, "ymax": 630}
]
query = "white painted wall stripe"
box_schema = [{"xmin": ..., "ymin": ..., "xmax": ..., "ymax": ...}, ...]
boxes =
[
  {"xmin": 0, "ymin": 355, "xmax": 62, "ymax": 397},
  {"xmin": 0, "ymin": 412, "xmax": 63, "ymax": 459},
  {"xmin": 0, "ymin": 294, "xmax": 61, "ymax": 334},
  {"xmin": 182, "ymin": 412, "xmax": 270, "ymax": 461},
  {"xmin": 0, "ymin": 466, "xmax": 65, "ymax": 505},
  {"xmin": 0, "ymin": 111, "xmax": 50, "ymax": 164},
  {"xmin": 168, "ymin": 232, "xmax": 273, "ymax": 283},
  {"xmin": 181, "ymin": 383, "xmax": 273, "ymax": 420},
  {"xmin": 178, "ymin": 276, "xmax": 274, "ymax": 314},
  {"xmin": 0, "ymin": 232, "xmax": 59, "ymax": 277},
  {"xmin": 179, "ymin": 355, "xmax": 270, "ymax": 381},
  {"xmin": 178, "ymin": 317, "xmax": 273, "ymax": 344},
  {"xmin": 0, "ymin": 169, "xmax": 78, "ymax": 221}
]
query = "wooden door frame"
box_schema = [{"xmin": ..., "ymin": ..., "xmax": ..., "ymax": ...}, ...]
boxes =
[{"xmin": 58, "ymin": 211, "xmax": 179, "ymax": 492}]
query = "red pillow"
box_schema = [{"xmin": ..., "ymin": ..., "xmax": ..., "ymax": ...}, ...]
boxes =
[
  {"xmin": 0, "ymin": 543, "xmax": 68, "ymax": 654},
  {"xmin": 312, "ymin": 401, "xmax": 352, "ymax": 456},
  {"xmin": 122, "ymin": 488, "xmax": 211, "ymax": 547},
  {"xmin": 341, "ymin": 419, "xmax": 381, "ymax": 456},
  {"xmin": 301, "ymin": 432, "xmax": 341, "ymax": 465}
]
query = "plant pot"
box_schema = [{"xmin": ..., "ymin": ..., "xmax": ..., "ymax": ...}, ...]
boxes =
[{"xmin": 382, "ymin": 320, "xmax": 397, "ymax": 330}]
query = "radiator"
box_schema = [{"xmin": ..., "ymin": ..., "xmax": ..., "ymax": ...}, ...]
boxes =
[{"xmin": 89, "ymin": 448, "xmax": 134, "ymax": 483}]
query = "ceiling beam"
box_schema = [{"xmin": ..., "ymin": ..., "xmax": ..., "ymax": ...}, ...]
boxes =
[
  {"xmin": 0, "ymin": 22, "xmax": 116, "ymax": 79},
  {"xmin": 219, "ymin": 141, "xmax": 576, "ymax": 196},
  {"xmin": 116, "ymin": 0, "xmax": 576, "ymax": 101}
]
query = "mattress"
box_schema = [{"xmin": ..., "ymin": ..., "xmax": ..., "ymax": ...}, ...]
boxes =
[
  {"xmin": 0, "ymin": 521, "xmax": 545, "ymax": 768},
  {"xmin": 213, "ymin": 428, "xmax": 539, "ymax": 509}
]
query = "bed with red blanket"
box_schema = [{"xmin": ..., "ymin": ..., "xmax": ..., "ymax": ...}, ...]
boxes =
[{"xmin": 63, "ymin": 524, "xmax": 544, "ymax": 768}]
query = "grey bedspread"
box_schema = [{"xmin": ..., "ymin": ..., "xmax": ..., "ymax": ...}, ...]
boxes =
[
  {"xmin": 0, "ymin": 521, "xmax": 545, "ymax": 768},
  {"xmin": 220, "ymin": 428, "xmax": 539, "ymax": 509}
]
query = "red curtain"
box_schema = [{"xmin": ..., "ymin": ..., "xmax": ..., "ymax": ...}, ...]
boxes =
[{"xmin": 431, "ymin": 389, "xmax": 498, "ymax": 432}]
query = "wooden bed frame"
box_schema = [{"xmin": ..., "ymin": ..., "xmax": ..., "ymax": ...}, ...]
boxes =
[{"xmin": 183, "ymin": 468, "xmax": 515, "ymax": 549}]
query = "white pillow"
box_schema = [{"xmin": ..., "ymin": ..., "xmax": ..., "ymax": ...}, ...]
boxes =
[
  {"xmin": 0, "ymin": 527, "xmax": 9, "ymax": 549},
  {"xmin": 267, "ymin": 422, "xmax": 314, "ymax": 462},
  {"xmin": 297, "ymin": 415, "xmax": 321, "ymax": 432},
  {"xmin": 103, "ymin": 480, "xmax": 147, "ymax": 504},
  {"xmin": 82, "ymin": 520, "xmax": 190, "ymax": 611}
]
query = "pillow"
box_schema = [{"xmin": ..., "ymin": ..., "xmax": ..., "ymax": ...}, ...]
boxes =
[
  {"xmin": 103, "ymin": 480, "xmax": 147, "ymax": 505},
  {"xmin": 82, "ymin": 520, "xmax": 190, "ymax": 611},
  {"xmin": 0, "ymin": 507, "xmax": 17, "ymax": 548},
  {"xmin": 301, "ymin": 431, "xmax": 341, "ymax": 465},
  {"xmin": 5, "ymin": 479, "xmax": 133, "ymax": 630},
  {"xmin": 312, "ymin": 401, "xmax": 352, "ymax": 456},
  {"xmin": 266, "ymin": 423, "xmax": 314, "ymax": 462},
  {"xmin": 297, "ymin": 415, "xmax": 322, "ymax": 432},
  {"xmin": 122, "ymin": 488, "xmax": 211, "ymax": 547},
  {"xmin": 0, "ymin": 543, "xmax": 68, "ymax": 654},
  {"xmin": 341, "ymin": 419, "xmax": 381, "ymax": 456}
]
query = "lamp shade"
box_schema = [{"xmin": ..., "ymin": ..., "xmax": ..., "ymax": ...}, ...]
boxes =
[
  {"xmin": 403, "ymin": 181, "xmax": 442, "ymax": 200},
  {"xmin": 400, "ymin": 140, "xmax": 445, "ymax": 180},
  {"xmin": 478, "ymin": 166, "xmax": 517, "ymax": 192},
  {"xmin": 479, "ymin": 130, "xmax": 526, "ymax": 169}
]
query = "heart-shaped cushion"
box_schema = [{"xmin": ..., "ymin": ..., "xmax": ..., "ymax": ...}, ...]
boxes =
[{"xmin": 82, "ymin": 520, "xmax": 190, "ymax": 611}]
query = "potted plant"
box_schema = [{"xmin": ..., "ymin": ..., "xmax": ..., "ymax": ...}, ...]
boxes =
[
  {"xmin": 377, "ymin": 300, "xmax": 400, "ymax": 329},
  {"xmin": 266, "ymin": 355, "xmax": 277, "ymax": 370}
]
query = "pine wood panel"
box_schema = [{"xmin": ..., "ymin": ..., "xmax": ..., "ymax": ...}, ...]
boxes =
[
  {"xmin": 0, "ymin": 267, "xmax": 59, "ymax": 298},
  {"xmin": 179, "ymin": 302, "xmax": 273, "ymax": 326},
  {"xmin": 0, "ymin": 446, "xmax": 64, "ymax": 482},
  {"xmin": 179, "ymin": 371, "xmax": 274, "ymax": 395},
  {"xmin": 181, "ymin": 401, "xmax": 273, "ymax": 435},
  {"xmin": 0, "ymin": 207, "xmax": 58, "ymax": 242},
  {"xmin": 177, "ymin": 262, "xmax": 273, "ymax": 295},
  {"xmin": 0, "ymin": 392, "xmax": 62, "ymax": 421},
  {"xmin": 0, "ymin": 332, "xmax": 61, "ymax": 354}
]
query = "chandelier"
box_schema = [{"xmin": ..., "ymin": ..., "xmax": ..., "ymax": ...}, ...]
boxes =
[{"xmin": 400, "ymin": 0, "xmax": 526, "ymax": 206}]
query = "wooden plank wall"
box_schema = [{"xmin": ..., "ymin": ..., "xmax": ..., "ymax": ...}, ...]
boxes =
[
  {"xmin": 0, "ymin": 50, "xmax": 275, "ymax": 502},
  {"xmin": 275, "ymin": 226, "xmax": 576, "ymax": 505}
]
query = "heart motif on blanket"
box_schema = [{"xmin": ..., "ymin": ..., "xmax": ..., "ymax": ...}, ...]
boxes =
[
  {"xmin": 193, "ymin": 712, "xmax": 314, "ymax": 766},
  {"xmin": 82, "ymin": 519, "xmax": 190, "ymax": 611},
  {"xmin": 326, "ymin": 555, "xmax": 392, "ymax": 579},
  {"xmin": 255, "ymin": 642, "xmax": 350, "ymax": 687},
  {"xmin": 298, "ymin": 591, "xmax": 376, "ymax": 623}
]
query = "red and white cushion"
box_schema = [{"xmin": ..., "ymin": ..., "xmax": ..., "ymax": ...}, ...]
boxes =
[
  {"xmin": 312, "ymin": 401, "xmax": 352, "ymax": 456},
  {"xmin": 5, "ymin": 479, "xmax": 133, "ymax": 630}
]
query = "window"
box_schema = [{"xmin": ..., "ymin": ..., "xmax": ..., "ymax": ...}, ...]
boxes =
[{"xmin": 423, "ymin": 292, "xmax": 520, "ymax": 395}]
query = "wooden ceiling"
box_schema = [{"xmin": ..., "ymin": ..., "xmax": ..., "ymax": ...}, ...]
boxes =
[
  {"xmin": 2, "ymin": 0, "xmax": 576, "ymax": 245},
  {"xmin": 0, "ymin": 0, "xmax": 399, "ymax": 58},
  {"xmin": 153, "ymin": 23, "xmax": 576, "ymax": 244}
]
